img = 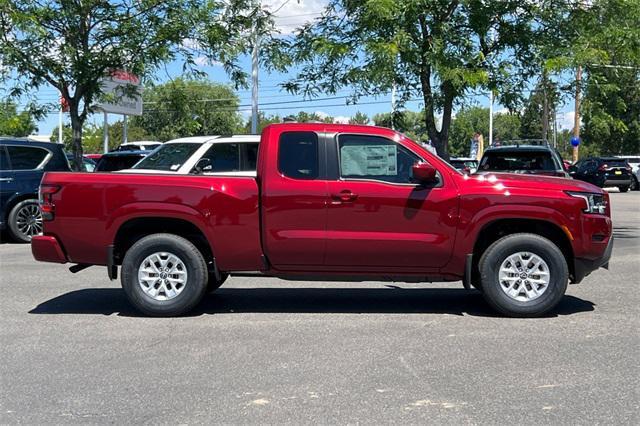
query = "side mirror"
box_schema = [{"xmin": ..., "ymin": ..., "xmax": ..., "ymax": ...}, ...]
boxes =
[
  {"xmin": 193, "ymin": 158, "xmax": 212, "ymax": 174},
  {"xmin": 412, "ymin": 161, "xmax": 438, "ymax": 184}
]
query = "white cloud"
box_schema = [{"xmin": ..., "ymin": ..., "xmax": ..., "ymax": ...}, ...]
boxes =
[
  {"xmin": 263, "ymin": 0, "xmax": 328, "ymax": 34},
  {"xmin": 332, "ymin": 115, "xmax": 350, "ymax": 124},
  {"xmin": 194, "ymin": 56, "xmax": 222, "ymax": 67}
]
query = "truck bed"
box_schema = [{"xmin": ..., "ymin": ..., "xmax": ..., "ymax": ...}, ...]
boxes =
[{"xmin": 40, "ymin": 172, "xmax": 263, "ymax": 271}]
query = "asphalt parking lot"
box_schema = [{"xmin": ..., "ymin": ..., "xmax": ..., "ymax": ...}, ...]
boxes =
[{"xmin": 1, "ymin": 191, "xmax": 638, "ymax": 424}]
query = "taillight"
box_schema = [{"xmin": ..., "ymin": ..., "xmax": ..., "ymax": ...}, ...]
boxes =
[
  {"xmin": 39, "ymin": 184, "xmax": 60, "ymax": 221},
  {"xmin": 598, "ymin": 164, "xmax": 607, "ymax": 172}
]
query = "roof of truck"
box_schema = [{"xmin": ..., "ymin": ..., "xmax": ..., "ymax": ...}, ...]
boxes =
[{"xmin": 166, "ymin": 135, "xmax": 260, "ymax": 144}]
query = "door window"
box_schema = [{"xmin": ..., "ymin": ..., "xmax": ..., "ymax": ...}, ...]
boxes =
[
  {"xmin": 338, "ymin": 134, "xmax": 420, "ymax": 184},
  {"xmin": 201, "ymin": 143, "xmax": 241, "ymax": 172},
  {"xmin": 278, "ymin": 132, "xmax": 319, "ymax": 179},
  {"xmin": 6, "ymin": 146, "xmax": 49, "ymax": 170}
]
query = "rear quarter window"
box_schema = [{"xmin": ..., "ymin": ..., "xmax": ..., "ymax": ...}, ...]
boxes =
[
  {"xmin": 6, "ymin": 146, "xmax": 49, "ymax": 170},
  {"xmin": 278, "ymin": 132, "xmax": 319, "ymax": 180}
]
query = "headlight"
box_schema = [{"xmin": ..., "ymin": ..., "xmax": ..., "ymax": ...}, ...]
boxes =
[{"xmin": 566, "ymin": 191, "xmax": 607, "ymax": 214}]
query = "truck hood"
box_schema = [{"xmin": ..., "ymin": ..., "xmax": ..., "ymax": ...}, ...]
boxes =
[{"xmin": 465, "ymin": 172, "xmax": 604, "ymax": 193}]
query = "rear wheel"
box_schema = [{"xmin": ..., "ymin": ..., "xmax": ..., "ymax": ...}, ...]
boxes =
[
  {"xmin": 121, "ymin": 233, "xmax": 208, "ymax": 316},
  {"xmin": 8, "ymin": 199, "xmax": 42, "ymax": 243},
  {"xmin": 619, "ymin": 185, "xmax": 629, "ymax": 193},
  {"xmin": 479, "ymin": 233, "xmax": 568, "ymax": 317}
]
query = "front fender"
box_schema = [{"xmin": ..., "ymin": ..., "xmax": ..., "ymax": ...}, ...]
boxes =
[{"xmin": 441, "ymin": 203, "xmax": 576, "ymax": 277}]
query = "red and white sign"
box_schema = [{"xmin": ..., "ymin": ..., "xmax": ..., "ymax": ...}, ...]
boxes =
[{"xmin": 96, "ymin": 70, "xmax": 142, "ymax": 116}]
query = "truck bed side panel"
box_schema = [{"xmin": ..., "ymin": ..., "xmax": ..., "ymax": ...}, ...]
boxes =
[{"xmin": 41, "ymin": 172, "xmax": 263, "ymax": 270}]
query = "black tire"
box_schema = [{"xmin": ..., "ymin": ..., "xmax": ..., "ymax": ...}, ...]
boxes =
[
  {"xmin": 478, "ymin": 233, "xmax": 568, "ymax": 318},
  {"xmin": 7, "ymin": 199, "xmax": 42, "ymax": 243},
  {"xmin": 618, "ymin": 185, "xmax": 629, "ymax": 193},
  {"xmin": 207, "ymin": 272, "xmax": 229, "ymax": 293},
  {"xmin": 121, "ymin": 233, "xmax": 208, "ymax": 316},
  {"xmin": 631, "ymin": 176, "xmax": 638, "ymax": 191}
]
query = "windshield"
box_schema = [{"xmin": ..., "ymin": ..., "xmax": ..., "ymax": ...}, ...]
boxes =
[
  {"xmin": 480, "ymin": 151, "xmax": 556, "ymax": 172},
  {"xmin": 96, "ymin": 154, "xmax": 146, "ymax": 172},
  {"xmin": 600, "ymin": 159, "xmax": 629, "ymax": 167},
  {"xmin": 133, "ymin": 143, "xmax": 201, "ymax": 171}
]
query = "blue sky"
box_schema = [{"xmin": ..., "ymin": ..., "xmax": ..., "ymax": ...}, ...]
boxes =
[{"xmin": 10, "ymin": 0, "xmax": 577, "ymax": 139}]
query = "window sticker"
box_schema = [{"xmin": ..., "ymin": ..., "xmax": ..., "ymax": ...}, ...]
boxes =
[{"xmin": 340, "ymin": 144, "xmax": 397, "ymax": 176}]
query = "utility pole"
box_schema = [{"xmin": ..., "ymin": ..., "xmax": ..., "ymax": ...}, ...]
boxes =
[
  {"xmin": 123, "ymin": 115, "xmax": 128, "ymax": 144},
  {"xmin": 553, "ymin": 108, "xmax": 557, "ymax": 148},
  {"xmin": 573, "ymin": 65, "xmax": 582, "ymax": 162},
  {"xmin": 102, "ymin": 111, "xmax": 109, "ymax": 153},
  {"xmin": 488, "ymin": 89, "xmax": 494, "ymax": 146},
  {"xmin": 391, "ymin": 83, "xmax": 397, "ymax": 130},
  {"xmin": 250, "ymin": 1, "xmax": 260, "ymax": 134}
]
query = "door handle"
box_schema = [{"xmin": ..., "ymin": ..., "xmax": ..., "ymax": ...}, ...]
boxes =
[
  {"xmin": 331, "ymin": 190, "xmax": 358, "ymax": 203},
  {"xmin": 0, "ymin": 178, "xmax": 13, "ymax": 182}
]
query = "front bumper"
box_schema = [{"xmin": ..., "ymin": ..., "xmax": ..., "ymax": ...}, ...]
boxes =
[
  {"xmin": 572, "ymin": 236, "xmax": 613, "ymax": 283},
  {"xmin": 31, "ymin": 235, "xmax": 68, "ymax": 264}
]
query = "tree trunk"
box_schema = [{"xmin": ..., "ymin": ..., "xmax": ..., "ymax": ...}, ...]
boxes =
[{"xmin": 69, "ymin": 110, "xmax": 84, "ymax": 172}]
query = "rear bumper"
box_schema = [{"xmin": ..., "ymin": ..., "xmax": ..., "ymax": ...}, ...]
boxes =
[
  {"xmin": 603, "ymin": 178, "xmax": 632, "ymax": 187},
  {"xmin": 31, "ymin": 235, "xmax": 68, "ymax": 264},
  {"xmin": 572, "ymin": 236, "xmax": 613, "ymax": 284}
]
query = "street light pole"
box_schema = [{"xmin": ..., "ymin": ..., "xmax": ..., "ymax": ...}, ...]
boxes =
[{"xmin": 250, "ymin": 2, "xmax": 260, "ymax": 134}]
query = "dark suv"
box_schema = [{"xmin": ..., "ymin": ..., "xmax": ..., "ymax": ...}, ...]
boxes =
[
  {"xmin": 569, "ymin": 157, "xmax": 633, "ymax": 192},
  {"xmin": 478, "ymin": 142, "xmax": 568, "ymax": 177},
  {"xmin": 0, "ymin": 138, "xmax": 71, "ymax": 242}
]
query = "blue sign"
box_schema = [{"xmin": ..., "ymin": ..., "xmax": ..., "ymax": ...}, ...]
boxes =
[{"xmin": 570, "ymin": 136, "xmax": 581, "ymax": 147}]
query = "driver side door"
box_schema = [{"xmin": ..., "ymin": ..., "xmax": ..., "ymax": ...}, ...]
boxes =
[{"xmin": 324, "ymin": 133, "xmax": 458, "ymax": 271}]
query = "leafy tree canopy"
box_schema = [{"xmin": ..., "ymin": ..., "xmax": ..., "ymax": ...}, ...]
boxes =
[
  {"xmin": 286, "ymin": 0, "xmax": 542, "ymax": 159},
  {"xmin": 0, "ymin": 101, "xmax": 38, "ymax": 137},
  {"xmin": 0, "ymin": 0, "xmax": 265, "ymax": 168},
  {"xmin": 130, "ymin": 79, "xmax": 241, "ymax": 140}
]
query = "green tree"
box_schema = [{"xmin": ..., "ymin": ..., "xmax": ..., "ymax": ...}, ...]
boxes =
[
  {"xmin": 0, "ymin": 0, "xmax": 257, "ymax": 169},
  {"xmin": 349, "ymin": 111, "xmax": 370, "ymax": 125},
  {"xmin": 542, "ymin": 0, "xmax": 640, "ymax": 156},
  {"xmin": 286, "ymin": 0, "xmax": 540, "ymax": 159},
  {"xmin": 0, "ymin": 101, "xmax": 38, "ymax": 136},
  {"xmin": 449, "ymin": 107, "xmax": 521, "ymax": 157},
  {"xmin": 243, "ymin": 112, "xmax": 282, "ymax": 134},
  {"xmin": 52, "ymin": 120, "xmax": 150, "ymax": 153},
  {"xmin": 372, "ymin": 111, "xmax": 426, "ymax": 141},
  {"xmin": 131, "ymin": 79, "xmax": 241, "ymax": 140},
  {"xmin": 519, "ymin": 77, "xmax": 558, "ymax": 140}
]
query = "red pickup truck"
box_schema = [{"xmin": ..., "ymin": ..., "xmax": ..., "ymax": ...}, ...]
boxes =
[{"xmin": 32, "ymin": 124, "xmax": 613, "ymax": 317}]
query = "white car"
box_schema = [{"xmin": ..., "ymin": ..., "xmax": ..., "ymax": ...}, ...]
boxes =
[
  {"xmin": 616, "ymin": 155, "xmax": 640, "ymax": 190},
  {"xmin": 116, "ymin": 141, "xmax": 163, "ymax": 151},
  {"xmin": 121, "ymin": 135, "xmax": 260, "ymax": 176}
]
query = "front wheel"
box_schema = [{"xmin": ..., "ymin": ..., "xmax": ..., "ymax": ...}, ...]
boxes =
[
  {"xmin": 121, "ymin": 233, "xmax": 208, "ymax": 316},
  {"xmin": 478, "ymin": 233, "xmax": 568, "ymax": 317}
]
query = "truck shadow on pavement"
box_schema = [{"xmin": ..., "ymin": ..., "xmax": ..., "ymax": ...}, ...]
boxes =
[{"xmin": 29, "ymin": 287, "xmax": 595, "ymax": 318}]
